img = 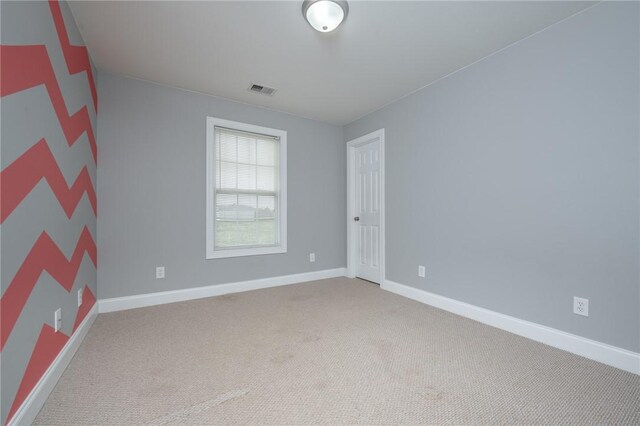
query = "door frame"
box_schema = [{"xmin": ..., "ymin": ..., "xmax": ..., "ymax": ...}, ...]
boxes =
[{"xmin": 346, "ymin": 128, "xmax": 385, "ymax": 284}]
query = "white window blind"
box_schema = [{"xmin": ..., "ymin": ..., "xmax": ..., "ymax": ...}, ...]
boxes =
[{"xmin": 214, "ymin": 126, "xmax": 281, "ymax": 249}]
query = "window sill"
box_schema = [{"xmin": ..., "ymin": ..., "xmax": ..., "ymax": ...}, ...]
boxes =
[{"xmin": 206, "ymin": 246, "xmax": 287, "ymax": 259}]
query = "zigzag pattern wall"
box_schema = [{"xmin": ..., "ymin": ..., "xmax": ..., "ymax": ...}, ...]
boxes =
[{"xmin": 0, "ymin": 1, "xmax": 97, "ymax": 424}]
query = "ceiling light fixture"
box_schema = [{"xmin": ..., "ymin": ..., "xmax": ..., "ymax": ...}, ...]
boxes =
[{"xmin": 302, "ymin": 0, "xmax": 348, "ymax": 33}]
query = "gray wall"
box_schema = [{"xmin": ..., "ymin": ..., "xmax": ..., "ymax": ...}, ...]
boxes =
[
  {"xmin": 97, "ymin": 73, "xmax": 346, "ymax": 299},
  {"xmin": 345, "ymin": 2, "xmax": 639, "ymax": 352}
]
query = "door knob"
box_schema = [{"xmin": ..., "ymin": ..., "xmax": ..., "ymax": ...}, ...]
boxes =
[{"xmin": 354, "ymin": 217, "xmax": 360, "ymax": 221}]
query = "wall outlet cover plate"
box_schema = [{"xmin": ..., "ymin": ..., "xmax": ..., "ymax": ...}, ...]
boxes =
[
  {"xmin": 418, "ymin": 265, "xmax": 426, "ymax": 278},
  {"xmin": 54, "ymin": 308, "xmax": 62, "ymax": 332},
  {"xmin": 573, "ymin": 296, "xmax": 589, "ymax": 317}
]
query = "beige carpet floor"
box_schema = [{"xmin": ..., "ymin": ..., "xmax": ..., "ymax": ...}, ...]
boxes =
[{"xmin": 35, "ymin": 277, "xmax": 639, "ymax": 425}]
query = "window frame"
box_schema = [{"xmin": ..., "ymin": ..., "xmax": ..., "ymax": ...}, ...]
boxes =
[{"xmin": 206, "ymin": 117, "xmax": 287, "ymax": 259}]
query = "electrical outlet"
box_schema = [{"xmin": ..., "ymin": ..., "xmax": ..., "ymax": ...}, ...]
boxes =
[
  {"xmin": 77, "ymin": 288, "xmax": 83, "ymax": 307},
  {"xmin": 418, "ymin": 265, "xmax": 426, "ymax": 278},
  {"xmin": 156, "ymin": 266, "xmax": 165, "ymax": 279},
  {"xmin": 54, "ymin": 308, "xmax": 62, "ymax": 332},
  {"xmin": 573, "ymin": 297, "xmax": 589, "ymax": 317},
  {"xmin": 309, "ymin": 253, "xmax": 315, "ymax": 262}
]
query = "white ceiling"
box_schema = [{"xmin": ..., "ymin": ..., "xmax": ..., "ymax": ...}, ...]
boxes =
[{"xmin": 70, "ymin": 1, "xmax": 596, "ymax": 125}]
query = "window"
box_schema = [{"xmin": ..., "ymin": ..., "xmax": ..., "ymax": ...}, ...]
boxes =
[{"xmin": 206, "ymin": 117, "xmax": 287, "ymax": 259}]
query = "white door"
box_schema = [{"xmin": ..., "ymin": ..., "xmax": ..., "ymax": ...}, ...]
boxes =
[{"xmin": 353, "ymin": 139, "xmax": 381, "ymax": 283}]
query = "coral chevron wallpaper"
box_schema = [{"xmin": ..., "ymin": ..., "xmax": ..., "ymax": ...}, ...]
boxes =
[{"xmin": 0, "ymin": 1, "xmax": 97, "ymax": 423}]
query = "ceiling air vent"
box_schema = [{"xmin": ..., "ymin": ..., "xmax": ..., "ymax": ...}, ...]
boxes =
[{"xmin": 248, "ymin": 83, "xmax": 277, "ymax": 96}]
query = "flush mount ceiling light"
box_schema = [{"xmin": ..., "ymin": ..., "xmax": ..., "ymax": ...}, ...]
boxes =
[{"xmin": 302, "ymin": 0, "xmax": 349, "ymax": 33}]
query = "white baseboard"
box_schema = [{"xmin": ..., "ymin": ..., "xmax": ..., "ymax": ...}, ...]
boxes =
[
  {"xmin": 8, "ymin": 305, "xmax": 98, "ymax": 426},
  {"xmin": 383, "ymin": 279, "xmax": 640, "ymax": 375},
  {"xmin": 98, "ymin": 268, "xmax": 347, "ymax": 313}
]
